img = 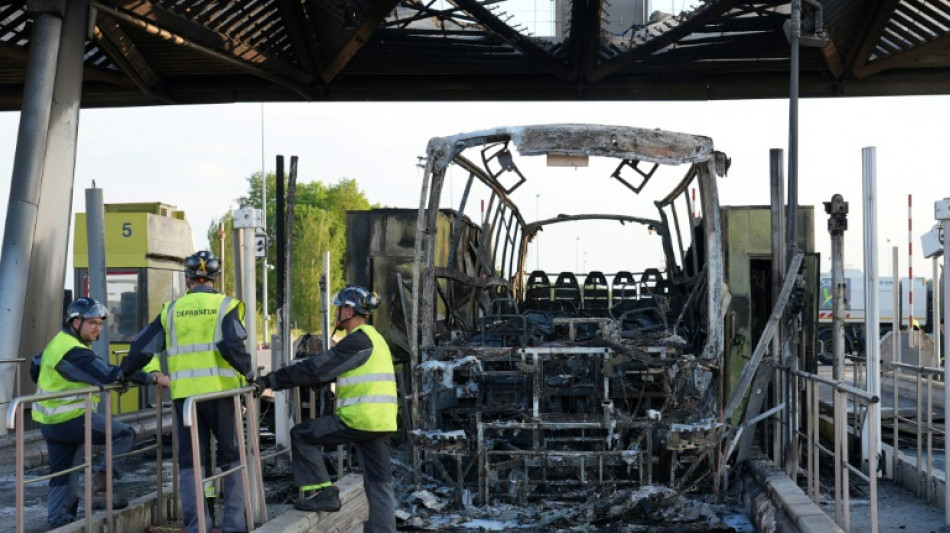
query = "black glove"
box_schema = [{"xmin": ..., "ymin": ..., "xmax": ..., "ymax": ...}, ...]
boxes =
[
  {"xmin": 114, "ymin": 372, "xmax": 131, "ymax": 394},
  {"xmin": 251, "ymin": 374, "xmax": 270, "ymax": 398}
]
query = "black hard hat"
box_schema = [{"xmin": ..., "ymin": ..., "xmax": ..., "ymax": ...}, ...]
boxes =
[
  {"xmin": 184, "ymin": 250, "xmax": 221, "ymax": 280},
  {"xmin": 333, "ymin": 285, "xmax": 380, "ymax": 315},
  {"xmin": 65, "ymin": 297, "xmax": 109, "ymax": 325}
]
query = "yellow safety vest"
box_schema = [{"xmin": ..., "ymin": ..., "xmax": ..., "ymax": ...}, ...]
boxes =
[
  {"xmin": 32, "ymin": 331, "xmax": 96, "ymax": 425},
  {"xmin": 336, "ymin": 325, "xmax": 398, "ymax": 432},
  {"xmin": 161, "ymin": 292, "xmax": 246, "ymax": 400}
]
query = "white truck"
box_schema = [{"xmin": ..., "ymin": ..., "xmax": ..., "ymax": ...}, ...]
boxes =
[{"xmin": 817, "ymin": 268, "xmax": 929, "ymax": 362}]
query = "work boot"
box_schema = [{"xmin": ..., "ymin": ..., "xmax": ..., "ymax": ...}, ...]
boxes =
[
  {"xmin": 91, "ymin": 471, "xmax": 129, "ymax": 510},
  {"xmin": 294, "ymin": 485, "xmax": 341, "ymax": 512}
]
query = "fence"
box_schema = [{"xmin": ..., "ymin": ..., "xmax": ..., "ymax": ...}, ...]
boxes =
[
  {"xmin": 5, "ymin": 383, "xmax": 167, "ymax": 533},
  {"xmin": 787, "ymin": 365, "xmax": 880, "ymax": 533},
  {"xmin": 890, "ymin": 361, "xmax": 944, "ymax": 502},
  {"xmin": 181, "ymin": 385, "xmax": 266, "ymax": 533}
]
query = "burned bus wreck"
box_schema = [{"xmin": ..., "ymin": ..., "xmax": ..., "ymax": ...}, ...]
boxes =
[{"xmin": 404, "ymin": 124, "xmax": 734, "ymax": 517}]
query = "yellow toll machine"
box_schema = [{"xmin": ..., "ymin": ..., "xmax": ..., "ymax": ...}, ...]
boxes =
[{"xmin": 73, "ymin": 202, "xmax": 194, "ymax": 413}]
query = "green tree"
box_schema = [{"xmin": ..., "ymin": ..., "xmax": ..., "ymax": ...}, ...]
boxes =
[{"xmin": 208, "ymin": 173, "xmax": 375, "ymax": 334}]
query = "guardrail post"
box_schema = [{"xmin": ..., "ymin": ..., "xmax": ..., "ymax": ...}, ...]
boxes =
[
  {"xmin": 156, "ymin": 399, "xmax": 165, "ymax": 525},
  {"xmin": 244, "ymin": 390, "xmax": 267, "ymax": 525},
  {"xmin": 917, "ymin": 370, "xmax": 924, "ymax": 496},
  {"xmin": 83, "ymin": 395, "xmax": 93, "ymax": 532},
  {"xmin": 183, "ymin": 386, "xmax": 262, "ymax": 532},
  {"xmin": 7, "ymin": 383, "xmax": 168, "ymax": 532},
  {"xmin": 14, "ymin": 401, "xmax": 24, "ymax": 533},
  {"xmin": 104, "ymin": 389, "xmax": 115, "ymax": 532}
]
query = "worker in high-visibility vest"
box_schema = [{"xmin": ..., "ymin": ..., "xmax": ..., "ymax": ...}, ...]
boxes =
[
  {"xmin": 33, "ymin": 297, "xmax": 169, "ymax": 528},
  {"xmin": 121, "ymin": 250, "xmax": 254, "ymax": 533},
  {"xmin": 255, "ymin": 285, "xmax": 397, "ymax": 533}
]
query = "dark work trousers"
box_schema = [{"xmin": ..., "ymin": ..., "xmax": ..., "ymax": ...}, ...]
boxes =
[
  {"xmin": 174, "ymin": 397, "xmax": 247, "ymax": 533},
  {"xmin": 40, "ymin": 413, "xmax": 135, "ymax": 527},
  {"xmin": 290, "ymin": 414, "xmax": 396, "ymax": 533}
]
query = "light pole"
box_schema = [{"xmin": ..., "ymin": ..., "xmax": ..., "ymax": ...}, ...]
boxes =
[{"xmin": 260, "ymin": 103, "xmax": 269, "ymax": 347}]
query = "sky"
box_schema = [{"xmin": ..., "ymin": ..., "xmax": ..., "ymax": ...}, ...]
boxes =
[{"xmin": 0, "ymin": 95, "xmax": 948, "ymax": 286}]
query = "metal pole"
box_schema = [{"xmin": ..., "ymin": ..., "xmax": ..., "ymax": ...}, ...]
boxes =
[
  {"xmin": 787, "ymin": 0, "xmax": 801, "ymax": 253},
  {"xmin": 771, "ymin": 149, "xmax": 786, "ymax": 464},
  {"xmin": 235, "ymin": 208, "xmax": 259, "ymax": 360},
  {"xmin": 862, "ymin": 147, "xmax": 882, "ymax": 485},
  {"xmin": 15, "ymin": 405, "xmax": 23, "ymax": 533},
  {"xmin": 189, "ymin": 401, "xmax": 208, "ymax": 533},
  {"xmin": 893, "ymin": 249, "xmax": 900, "ymax": 372},
  {"xmin": 826, "ymin": 194, "xmax": 847, "ymax": 382},
  {"xmin": 104, "ymin": 391, "xmax": 114, "ymax": 531},
  {"xmin": 234, "ymin": 206, "xmax": 262, "ymax": 519},
  {"xmin": 261, "ymin": 104, "xmax": 269, "ymax": 349},
  {"xmin": 934, "ymin": 257, "xmax": 941, "ymax": 367},
  {"xmin": 835, "ymin": 385, "xmax": 844, "ymax": 526},
  {"xmin": 909, "ymin": 194, "xmax": 915, "ymax": 348},
  {"xmin": 869, "ymin": 392, "xmax": 879, "ymax": 533},
  {"xmin": 275, "ymin": 156, "xmax": 292, "ymax": 462},
  {"xmin": 86, "ymin": 186, "xmax": 110, "ymax": 364},
  {"xmin": 935, "ymin": 197, "xmax": 950, "ymax": 525},
  {"xmin": 892, "ymin": 243, "xmax": 901, "ymax": 483},
  {"xmin": 244, "ymin": 389, "xmax": 267, "ymax": 525},
  {"xmin": 892, "ymin": 248, "xmax": 900, "ymax": 481},
  {"xmin": 232, "ymin": 227, "xmax": 244, "ymax": 298},
  {"xmin": 0, "ymin": 3, "xmax": 63, "ymax": 423}
]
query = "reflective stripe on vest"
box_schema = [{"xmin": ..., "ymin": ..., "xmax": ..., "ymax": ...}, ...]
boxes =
[
  {"xmin": 337, "ymin": 373, "xmax": 396, "ymax": 386},
  {"xmin": 335, "ymin": 324, "xmax": 398, "ymax": 432},
  {"xmin": 161, "ymin": 293, "xmax": 244, "ymax": 399},
  {"xmin": 337, "ymin": 394, "xmax": 399, "ymax": 408},
  {"xmin": 32, "ymin": 387, "xmax": 88, "ymax": 417},
  {"xmin": 32, "ymin": 331, "xmax": 97, "ymax": 425}
]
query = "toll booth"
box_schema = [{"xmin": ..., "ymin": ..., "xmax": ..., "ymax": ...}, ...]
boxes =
[
  {"xmin": 720, "ymin": 205, "xmax": 819, "ymax": 400},
  {"xmin": 73, "ymin": 202, "xmax": 193, "ymax": 413}
]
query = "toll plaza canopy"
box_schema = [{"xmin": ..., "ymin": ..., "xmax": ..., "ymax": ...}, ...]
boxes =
[{"xmin": 2, "ymin": 0, "xmax": 950, "ymax": 109}]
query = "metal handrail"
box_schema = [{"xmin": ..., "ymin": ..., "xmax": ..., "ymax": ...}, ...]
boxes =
[
  {"xmin": 889, "ymin": 361, "xmax": 944, "ymax": 502},
  {"xmin": 5, "ymin": 382, "xmax": 168, "ymax": 533},
  {"xmin": 181, "ymin": 386, "xmax": 266, "ymax": 533},
  {"xmin": 788, "ymin": 366, "xmax": 880, "ymax": 533}
]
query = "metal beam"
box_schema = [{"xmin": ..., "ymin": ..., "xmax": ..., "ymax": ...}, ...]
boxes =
[
  {"xmin": 274, "ymin": 0, "xmax": 319, "ymax": 74},
  {"xmin": 0, "ymin": 39, "xmax": 136, "ymax": 88},
  {"xmin": 93, "ymin": 14, "xmax": 174, "ymax": 103},
  {"xmin": 321, "ymin": 0, "xmax": 401, "ymax": 83},
  {"xmin": 589, "ymin": 0, "xmax": 741, "ymax": 82},
  {"xmin": 93, "ymin": 0, "xmax": 315, "ymax": 85},
  {"xmin": 854, "ymin": 33, "xmax": 950, "ymax": 78},
  {"xmin": 92, "ymin": 0, "xmax": 318, "ymax": 100},
  {"xmin": 567, "ymin": 0, "xmax": 603, "ymax": 82},
  {"xmin": 846, "ymin": 0, "xmax": 900, "ymax": 77},
  {"xmin": 450, "ymin": 0, "xmax": 573, "ymax": 82}
]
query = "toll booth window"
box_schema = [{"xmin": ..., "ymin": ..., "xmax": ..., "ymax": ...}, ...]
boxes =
[{"xmin": 106, "ymin": 270, "xmax": 141, "ymax": 342}]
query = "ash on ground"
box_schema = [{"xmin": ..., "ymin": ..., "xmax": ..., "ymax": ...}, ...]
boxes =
[{"xmin": 389, "ymin": 448, "xmax": 753, "ymax": 532}]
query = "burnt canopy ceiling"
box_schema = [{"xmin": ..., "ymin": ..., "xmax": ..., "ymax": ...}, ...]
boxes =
[{"xmin": 1, "ymin": 0, "xmax": 950, "ymax": 109}]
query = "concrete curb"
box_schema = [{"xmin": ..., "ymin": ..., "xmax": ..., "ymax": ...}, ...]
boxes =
[
  {"xmin": 252, "ymin": 474, "xmax": 368, "ymax": 533},
  {"xmin": 47, "ymin": 486, "xmax": 178, "ymax": 533},
  {"xmin": 747, "ymin": 457, "xmax": 844, "ymax": 533},
  {"xmin": 39, "ymin": 473, "xmax": 367, "ymax": 533}
]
